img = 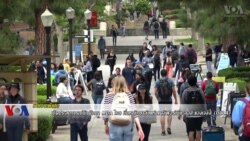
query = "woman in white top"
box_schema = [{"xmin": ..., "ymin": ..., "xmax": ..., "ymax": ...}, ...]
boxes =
[{"xmin": 56, "ymin": 76, "xmax": 73, "ymax": 103}]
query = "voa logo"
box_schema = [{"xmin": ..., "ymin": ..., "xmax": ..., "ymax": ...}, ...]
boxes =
[{"xmin": 5, "ymin": 105, "xmax": 29, "ymax": 117}]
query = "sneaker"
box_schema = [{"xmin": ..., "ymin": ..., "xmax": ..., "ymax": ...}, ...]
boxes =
[
  {"xmin": 167, "ymin": 128, "xmax": 172, "ymax": 135},
  {"xmin": 161, "ymin": 131, "xmax": 166, "ymax": 136}
]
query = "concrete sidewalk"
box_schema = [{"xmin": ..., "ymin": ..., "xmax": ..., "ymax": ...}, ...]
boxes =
[{"xmin": 47, "ymin": 54, "xmax": 238, "ymax": 141}]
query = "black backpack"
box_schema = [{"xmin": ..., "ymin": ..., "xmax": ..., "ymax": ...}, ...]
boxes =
[
  {"xmin": 186, "ymin": 90, "xmax": 204, "ymax": 104},
  {"xmin": 158, "ymin": 78, "xmax": 172, "ymax": 102},
  {"xmin": 154, "ymin": 22, "xmax": 159, "ymax": 29},
  {"xmin": 93, "ymin": 57, "xmax": 101, "ymax": 68},
  {"xmin": 94, "ymin": 80, "xmax": 105, "ymax": 95}
]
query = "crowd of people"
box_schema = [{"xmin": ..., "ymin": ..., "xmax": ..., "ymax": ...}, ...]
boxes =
[{"xmin": 1, "ymin": 37, "xmax": 250, "ymax": 141}]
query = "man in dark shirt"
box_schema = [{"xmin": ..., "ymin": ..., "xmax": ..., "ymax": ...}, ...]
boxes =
[
  {"xmin": 205, "ymin": 43, "xmax": 213, "ymax": 73},
  {"xmin": 122, "ymin": 58, "xmax": 136, "ymax": 91}
]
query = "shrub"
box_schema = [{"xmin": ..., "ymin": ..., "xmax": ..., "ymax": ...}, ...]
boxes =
[
  {"xmin": 29, "ymin": 114, "xmax": 53, "ymax": 141},
  {"xmin": 37, "ymin": 95, "xmax": 47, "ymax": 104},
  {"xmin": 218, "ymin": 67, "xmax": 250, "ymax": 81},
  {"xmin": 37, "ymin": 85, "xmax": 57, "ymax": 96},
  {"xmin": 226, "ymin": 78, "xmax": 247, "ymax": 93}
]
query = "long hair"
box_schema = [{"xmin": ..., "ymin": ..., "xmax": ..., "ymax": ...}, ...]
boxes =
[
  {"xmin": 136, "ymin": 88, "xmax": 152, "ymax": 104},
  {"xmin": 111, "ymin": 76, "xmax": 130, "ymax": 93}
]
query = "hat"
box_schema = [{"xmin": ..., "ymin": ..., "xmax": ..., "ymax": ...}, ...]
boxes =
[
  {"xmin": 9, "ymin": 83, "xmax": 20, "ymax": 90},
  {"xmin": 137, "ymin": 84, "xmax": 146, "ymax": 90}
]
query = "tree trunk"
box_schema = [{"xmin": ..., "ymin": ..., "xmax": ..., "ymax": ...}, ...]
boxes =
[
  {"xmin": 222, "ymin": 36, "xmax": 237, "ymax": 52},
  {"xmin": 35, "ymin": 9, "xmax": 46, "ymax": 55}
]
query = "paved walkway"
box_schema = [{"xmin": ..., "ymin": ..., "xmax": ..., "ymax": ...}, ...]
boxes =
[
  {"xmin": 104, "ymin": 36, "xmax": 191, "ymax": 46},
  {"xmin": 47, "ymin": 54, "xmax": 238, "ymax": 141}
]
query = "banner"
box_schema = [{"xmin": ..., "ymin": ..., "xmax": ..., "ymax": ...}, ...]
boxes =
[
  {"xmin": 221, "ymin": 83, "xmax": 238, "ymax": 112},
  {"xmin": 217, "ymin": 53, "xmax": 230, "ymax": 73}
]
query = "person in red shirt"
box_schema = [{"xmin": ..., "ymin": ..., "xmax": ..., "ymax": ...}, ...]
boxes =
[{"xmin": 201, "ymin": 72, "xmax": 219, "ymax": 127}]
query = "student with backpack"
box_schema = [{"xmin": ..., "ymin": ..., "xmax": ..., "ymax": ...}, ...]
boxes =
[
  {"xmin": 103, "ymin": 76, "xmax": 145, "ymax": 141},
  {"xmin": 87, "ymin": 71, "xmax": 106, "ymax": 109},
  {"xmin": 155, "ymin": 69, "xmax": 177, "ymax": 135},
  {"xmin": 153, "ymin": 21, "xmax": 160, "ymax": 39},
  {"xmin": 232, "ymin": 82, "xmax": 250, "ymax": 141},
  {"xmin": 186, "ymin": 44, "xmax": 197, "ymax": 65},
  {"xmin": 153, "ymin": 50, "xmax": 161, "ymax": 81},
  {"xmin": 181, "ymin": 76, "xmax": 206, "ymax": 141},
  {"xmin": 201, "ymin": 72, "xmax": 219, "ymax": 127}
]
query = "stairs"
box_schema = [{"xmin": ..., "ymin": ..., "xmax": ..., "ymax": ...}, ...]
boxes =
[{"xmin": 106, "ymin": 45, "xmax": 165, "ymax": 54}]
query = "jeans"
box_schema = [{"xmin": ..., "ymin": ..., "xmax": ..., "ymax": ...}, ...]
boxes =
[
  {"xmin": 109, "ymin": 122, "xmax": 134, "ymax": 141},
  {"xmin": 70, "ymin": 123, "xmax": 88, "ymax": 141},
  {"xmin": 206, "ymin": 61, "xmax": 212, "ymax": 73},
  {"xmin": 139, "ymin": 123, "xmax": 151, "ymax": 141},
  {"xmin": 92, "ymin": 95, "xmax": 103, "ymax": 111},
  {"xmin": 206, "ymin": 100, "xmax": 217, "ymax": 126},
  {"xmin": 6, "ymin": 125, "xmax": 23, "ymax": 141},
  {"xmin": 87, "ymin": 71, "xmax": 93, "ymax": 83},
  {"xmin": 230, "ymin": 57, "xmax": 237, "ymax": 67},
  {"xmin": 154, "ymin": 67, "xmax": 160, "ymax": 81},
  {"xmin": 162, "ymin": 30, "xmax": 167, "ymax": 39},
  {"xmin": 154, "ymin": 30, "xmax": 159, "ymax": 39},
  {"xmin": 0, "ymin": 129, "xmax": 9, "ymax": 141},
  {"xmin": 109, "ymin": 65, "xmax": 115, "ymax": 76},
  {"xmin": 100, "ymin": 49, "xmax": 105, "ymax": 59},
  {"xmin": 58, "ymin": 97, "xmax": 72, "ymax": 104},
  {"xmin": 112, "ymin": 36, "xmax": 117, "ymax": 46}
]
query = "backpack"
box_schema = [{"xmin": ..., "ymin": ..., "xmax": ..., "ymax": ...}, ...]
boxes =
[
  {"xmin": 241, "ymin": 98, "xmax": 250, "ymax": 137},
  {"xmin": 205, "ymin": 80, "xmax": 216, "ymax": 96},
  {"xmin": 186, "ymin": 90, "xmax": 204, "ymax": 104},
  {"xmin": 93, "ymin": 57, "xmax": 101, "ymax": 68},
  {"xmin": 187, "ymin": 49, "xmax": 196, "ymax": 64},
  {"xmin": 154, "ymin": 22, "xmax": 159, "ymax": 29},
  {"xmin": 158, "ymin": 78, "xmax": 172, "ymax": 102},
  {"xmin": 110, "ymin": 92, "xmax": 132, "ymax": 126},
  {"xmin": 94, "ymin": 80, "xmax": 105, "ymax": 95}
]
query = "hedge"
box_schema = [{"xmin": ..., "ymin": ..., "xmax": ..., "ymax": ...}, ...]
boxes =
[
  {"xmin": 37, "ymin": 95, "xmax": 47, "ymax": 104},
  {"xmin": 29, "ymin": 114, "xmax": 53, "ymax": 141},
  {"xmin": 37, "ymin": 85, "xmax": 57, "ymax": 96},
  {"xmin": 218, "ymin": 67, "xmax": 250, "ymax": 81},
  {"xmin": 226, "ymin": 78, "xmax": 246, "ymax": 93}
]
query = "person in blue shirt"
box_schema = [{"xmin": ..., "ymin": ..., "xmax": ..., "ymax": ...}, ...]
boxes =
[
  {"xmin": 232, "ymin": 82, "xmax": 250, "ymax": 141},
  {"xmin": 122, "ymin": 58, "xmax": 136, "ymax": 91}
]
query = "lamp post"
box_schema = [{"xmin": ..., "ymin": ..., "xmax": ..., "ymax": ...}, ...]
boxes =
[
  {"xmin": 66, "ymin": 7, "xmax": 75, "ymax": 63},
  {"xmin": 41, "ymin": 8, "xmax": 54, "ymax": 99},
  {"xmin": 84, "ymin": 9, "xmax": 92, "ymax": 54}
]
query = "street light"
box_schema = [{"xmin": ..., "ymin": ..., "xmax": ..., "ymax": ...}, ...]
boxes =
[
  {"xmin": 66, "ymin": 7, "xmax": 75, "ymax": 63},
  {"xmin": 41, "ymin": 8, "xmax": 54, "ymax": 99},
  {"xmin": 84, "ymin": 9, "xmax": 92, "ymax": 54}
]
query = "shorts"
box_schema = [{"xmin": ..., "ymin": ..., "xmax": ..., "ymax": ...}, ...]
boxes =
[
  {"xmin": 186, "ymin": 117, "xmax": 203, "ymax": 133},
  {"xmin": 159, "ymin": 101, "xmax": 172, "ymax": 114}
]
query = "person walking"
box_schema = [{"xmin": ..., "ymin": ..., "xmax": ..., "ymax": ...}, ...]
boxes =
[
  {"xmin": 201, "ymin": 72, "xmax": 219, "ymax": 127},
  {"xmin": 232, "ymin": 82, "xmax": 250, "ymax": 141},
  {"xmin": 98, "ymin": 36, "xmax": 106, "ymax": 59},
  {"xmin": 186, "ymin": 44, "xmax": 197, "ymax": 65},
  {"xmin": 153, "ymin": 21, "xmax": 160, "ymax": 39},
  {"xmin": 164, "ymin": 52, "xmax": 173, "ymax": 78},
  {"xmin": 181, "ymin": 76, "xmax": 206, "ymax": 141},
  {"xmin": 178, "ymin": 43, "xmax": 187, "ymax": 58},
  {"xmin": 161, "ymin": 19, "xmax": 168, "ymax": 39},
  {"xmin": 122, "ymin": 58, "xmax": 136, "ymax": 91},
  {"xmin": 205, "ymin": 43, "xmax": 213, "ymax": 73},
  {"xmin": 87, "ymin": 71, "xmax": 106, "ymax": 107},
  {"xmin": 110, "ymin": 25, "xmax": 118, "ymax": 46},
  {"xmin": 103, "ymin": 76, "xmax": 145, "ymax": 141},
  {"xmin": 143, "ymin": 21, "xmax": 150, "ymax": 40},
  {"xmin": 106, "ymin": 50, "xmax": 117, "ymax": 76},
  {"xmin": 83, "ymin": 53, "xmax": 93, "ymax": 82},
  {"xmin": 135, "ymin": 84, "xmax": 154, "ymax": 141},
  {"xmin": 228, "ymin": 44, "xmax": 239, "ymax": 67},
  {"xmin": 153, "ymin": 50, "xmax": 161, "ymax": 81},
  {"xmin": 155, "ymin": 69, "xmax": 177, "ymax": 135},
  {"xmin": 5, "ymin": 83, "xmax": 30, "ymax": 141},
  {"xmin": 69, "ymin": 85, "xmax": 91, "ymax": 141}
]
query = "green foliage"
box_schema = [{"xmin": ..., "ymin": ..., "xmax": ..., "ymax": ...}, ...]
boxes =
[
  {"xmin": 135, "ymin": 0, "xmax": 151, "ymax": 14},
  {"xmin": 226, "ymin": 78, "xmax": 247, "ymax": 93},
  {"xmin": 37, "ymin": 95, "xmax": 47, "ymax": 104},
  {"xmin": 0, "ymin": 28, "xmax": 22, "ymax": 54},
  {"xmin": 28, "ymin": 114, "xmax": 53, "ymax": 141},
  {"xmin": 218, "ymin": 67, "xmax": 250, "ymax": 80},
  {"xmin": 157, "ymin": 0, "xmax": 182, "ymax": 10},
  {"xmin": 37, "ymin": 85, "xmax": 57, "ymax": 96}
]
